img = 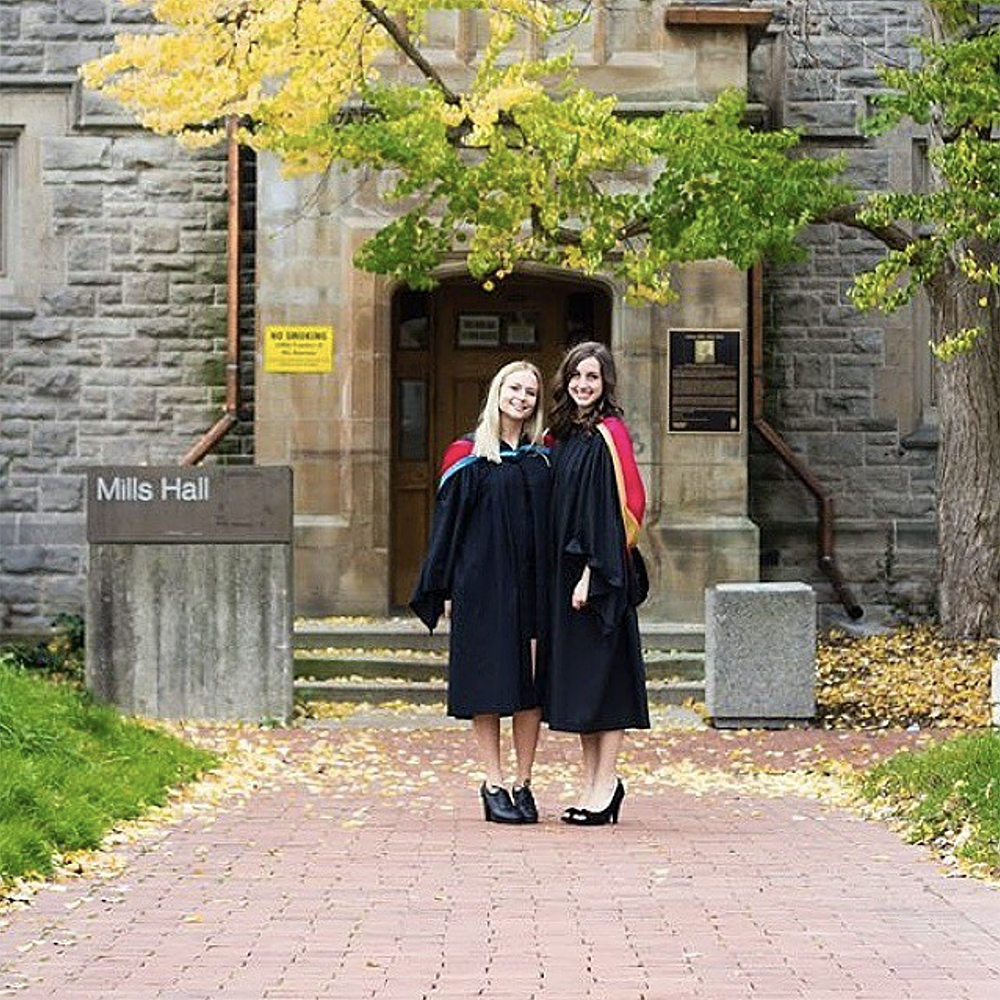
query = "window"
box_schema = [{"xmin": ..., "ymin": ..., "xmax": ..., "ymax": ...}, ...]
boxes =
[
  {"xmin": 0, "ymin": 135, "xmax": 15, "ymax": 280},
  {"xmin": 0, "ymin": 93, "xmax": 69, "ymax": 316},
  {"xmin": 397, "ymin": 378, "xmax": 428, "ymax": 461}
]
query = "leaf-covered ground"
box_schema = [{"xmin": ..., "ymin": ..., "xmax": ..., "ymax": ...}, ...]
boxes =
[
  {"xmin": 862, "ymin": 731, "xmax": 999, "ymax": 882},
  {"xmin": 814, "ymin": 625, "xmax": 998, "ymax": 880},
  {"xmin": 4, "ymin": 622, "xmax": 996, "ymax": 910},
  {"xmin": 0, "ymin": 718, "xmax": 958, "ymax": 915},
  {"xmin": 816, "ymin": 625, "xmax": 998, "ymax": 730}
]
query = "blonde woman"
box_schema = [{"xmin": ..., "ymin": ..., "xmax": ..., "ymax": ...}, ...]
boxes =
[{"xmin": 411, "ymin": 361, "xmax": 551, "ymax": 823}]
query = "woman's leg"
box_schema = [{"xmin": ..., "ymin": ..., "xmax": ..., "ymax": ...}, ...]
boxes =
[
  {"xmin": 472, "ymin": 714, "xmax": 503, "ymax": 787},
  {"xmin": 581, "ymin": 729, "xmax": 624, "ymax": 811},
  {"xmin": 513, "ymin": 639, "xmax": 543, "ymax": 786},
  {"xmin": 511, "ymin": 707, "xmax": 542, "ymax": 786},
  {"xmin": 578, "ymin": 732, "xmax": 601, "ymax": 805}
]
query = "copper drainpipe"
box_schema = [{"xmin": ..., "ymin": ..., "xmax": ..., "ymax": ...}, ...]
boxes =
[
  {"xmin": 181, "ymin": 116, "xmax": 242, "ymax": 466},
  {"xmin": 750, "ymin": 265, "xmax": 864, "ymax": 619}
]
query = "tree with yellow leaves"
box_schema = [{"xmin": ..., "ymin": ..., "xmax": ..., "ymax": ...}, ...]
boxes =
[{"xmin": 82, "ymin": 0, "xmax": 846, "ymax": 301}]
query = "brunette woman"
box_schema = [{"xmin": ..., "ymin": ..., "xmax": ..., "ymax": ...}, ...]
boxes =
[
  {"xmin": 411, "ymin": 361, "xmax": 551, "ymax": 824},
  {"xmin": 543, "ymin": 341, "xmax": 649, "ymax": 825}
]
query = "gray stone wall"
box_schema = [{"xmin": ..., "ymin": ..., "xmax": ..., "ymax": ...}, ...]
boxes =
[
  {"xmin": 1, "ymin": 0, "xmax": 155, "ymax": 77},
  {"xmin": 0, "ymin": 1, "xmax": 248, "ymax": 635},
  {"xmin": 748, "ymin": 1, "xmax": 938, "ymax": 624}
]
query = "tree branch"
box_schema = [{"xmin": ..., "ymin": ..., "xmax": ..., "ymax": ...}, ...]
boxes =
[
  {"xmin": 620, "ymin": 217, "xmax": 650, "ymax": 240},
  {"xmin": 819, "ymin": 202, "xmax": 915, "ymax": 252},
  {"xmin": 529, "ymin": 206, "xmax": 581, "ymax": 245},
  {"xmin": 359, "ymin": 0, "xmax": 461, "ymax": 105}
]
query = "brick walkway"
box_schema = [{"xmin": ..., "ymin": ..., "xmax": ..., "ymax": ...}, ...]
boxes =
[{"xmin": 1, "ymin": 720, "xmax": 998, "ymax": 1000}]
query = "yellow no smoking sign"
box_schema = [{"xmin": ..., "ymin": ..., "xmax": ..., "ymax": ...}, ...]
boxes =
[{"xmin": 263, "ymin": 325, "xmax": 334, "ymax": 373}]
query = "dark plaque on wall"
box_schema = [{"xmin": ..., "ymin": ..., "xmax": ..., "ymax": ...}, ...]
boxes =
[{"xmin": 668, "ymin": 329, "xmax": 741, "ymax": 433}]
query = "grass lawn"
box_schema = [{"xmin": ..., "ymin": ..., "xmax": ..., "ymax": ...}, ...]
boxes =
[
  {"xmin": 0, "ymin": 659, "xmax": 217, "ymax": 882},
  {"xmin": 862, "ymin": 729, "xmax": 1000, "ymax": 878}
]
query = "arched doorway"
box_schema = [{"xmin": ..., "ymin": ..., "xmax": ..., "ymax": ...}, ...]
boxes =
[{"xmin": 390, "ymin": 273, "xmax": 612, "ymax": 606}]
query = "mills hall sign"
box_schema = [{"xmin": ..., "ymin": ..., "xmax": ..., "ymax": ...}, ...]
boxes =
[
  {"xmin": 95, "ymin": 472, "xmax": 211, "ymax": 504},
  {"xmin": 86, "ymin": 466, "xmax": 292, "ymax": 544}
]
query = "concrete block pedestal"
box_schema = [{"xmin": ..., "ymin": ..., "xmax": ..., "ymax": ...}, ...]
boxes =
[
  {"xmin": 705, "ymin": 582, "xmax": 816, "ymax": 729},
  {"xmin": 88, "ymin": 543, "xmax": 292, "ymax": 722}
]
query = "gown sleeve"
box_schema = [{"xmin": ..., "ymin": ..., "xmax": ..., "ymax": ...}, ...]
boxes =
[
  {"xmin": 559, "ymin": 435, "xmax": 631, "ymax": 637},
  {"xmin": 409, "ymin": 466, "xmax": 478, "ymax": 632}
]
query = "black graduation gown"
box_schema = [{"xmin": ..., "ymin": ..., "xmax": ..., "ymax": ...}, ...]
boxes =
[
  {"xmin": 542, "ymin": 426, "xmax": 649, "ymax": 734},
  {"xmin": 410, "ymin": 443, "xmax": 551, "ymax": 719}
]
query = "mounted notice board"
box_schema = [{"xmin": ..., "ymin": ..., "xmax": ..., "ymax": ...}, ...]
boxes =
[
  {"xmin": 668, "ymin": 329, "xmax": 741, "ymax": 433},
  {"xmin": 264, "ymin": 325, "xmax": 334, "ymax": 373}
]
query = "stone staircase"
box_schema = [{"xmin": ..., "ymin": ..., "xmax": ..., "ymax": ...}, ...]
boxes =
[{"xmin": 293, "ymin": 617, "xmax": 705, "ymax": 706}]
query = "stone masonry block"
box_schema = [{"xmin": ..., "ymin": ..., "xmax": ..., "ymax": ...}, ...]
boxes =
[
  {"xmin": 52, "ymin": 185, "xmax": 103, "ymax": 217},
  {"xmin": 133, "ymin": 222, "xmax": 180, "ymax": 254},
  {"xmin": 0, "ymin": 544, "xmax": 79, "ymax": 575},
  {"xmin": 705, "ymin": 583, "xmax": 816, "ymax": 729},
  {"xmin": 786, "ymin": 101, "xmax": 861, "ymax": 135},
  {"xmin": 42, "ymin": 137, "xmax": 111, "ymax": 171},
  {"xmin": 40, "ymin": 476, "xmax": 84, "ymax": 512},
  {"xmin": 60, "ymin": 0, "xmax": 107, "ymax": 23},
  {"xmin": 122, "ymin": 273, "xmax": 169, "ymax": 304},
  {"xmin": 44, "ymin": 41, "xmax": 102, "ymax": 73},
  {"xmin": 39, "ymin": 288, "xmax": 95, "ymax": 317},
  {"xmin": 32, "ymin": 424, "xmax": 77, "ymax": 458},
  {"xmin": 67, "ymin": 237, "xmax": 110, "ymax": 272},
  {"xmin": 29, "ymin": 370, "xmax": 79, "ymax": 399},
  {"xmin": 0, "ymin": 6, "xmax": 20, "ymax": 38}
]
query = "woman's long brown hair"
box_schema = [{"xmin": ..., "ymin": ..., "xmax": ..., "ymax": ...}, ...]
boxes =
[{"xmin": 548, "ymin": 341, "xmax": 624, "ymax": 440}]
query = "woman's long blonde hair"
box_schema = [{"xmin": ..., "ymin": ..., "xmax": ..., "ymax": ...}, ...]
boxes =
[{"xmin": 473, "ymin": 360, "xmax": 545, "ymax": 463}]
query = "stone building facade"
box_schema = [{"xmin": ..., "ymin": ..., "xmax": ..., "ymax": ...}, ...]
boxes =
[
  {"xmin": 1, "ymin": 0, "xmax": 256, "ymax": 634},
  {"xmin": 1, "ymin": 1, "xmax": 939, "ymax": 635},
  {"xmin": 749, "ymin": 1, "xmax": 937, "ymax": 621}
]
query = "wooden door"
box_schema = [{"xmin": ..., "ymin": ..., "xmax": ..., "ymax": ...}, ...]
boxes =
[{"xmin": 390, "ymin": 277, "xmax": 610, "ymax": 607}]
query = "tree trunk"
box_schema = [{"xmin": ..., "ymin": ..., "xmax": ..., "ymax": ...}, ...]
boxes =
[{"xmin": 932, "ymin": 283, "xmax": 1000, "ymax": 638}]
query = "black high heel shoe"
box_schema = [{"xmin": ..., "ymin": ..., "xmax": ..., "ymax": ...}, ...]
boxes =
[
  {"xmin": 480, "ymin": 783, "xmax": 524, "ymax": 824},
  {"xmin": 512, "ymin": 782, "xmax": 538, "ymax": 824},
  {"xmin": 565, "ymin": 779, "xmax": 625, "ymax": 827}
]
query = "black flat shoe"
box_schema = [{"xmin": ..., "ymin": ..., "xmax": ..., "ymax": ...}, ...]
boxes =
[
  {"xmin": 512, "ymin": 783, "xmax": 538, "ymax": 824},
  {"xmin": 565, "ymin": 779, "xmax": 625, "ymax": 827},
  {"xmin": 480, "ymin": 783, "xmax": 524, "ymax": 824}
]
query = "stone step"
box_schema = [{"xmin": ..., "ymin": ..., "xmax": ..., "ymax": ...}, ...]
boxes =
[
  {"xmin": 294, "ymin": 677, "xmax": 705, "ymax": 707},
  {"xmin": 295, "ymin": 617, "xmax": 449, "ymax": 652},
  {"xmin": 294, "ymin": 617, "xmax": 705, "ymax": 653},
  {"xmin": 294, "ymin": 649, "xmax": 704, "ymax": 682},
  {"xmin": 638, "ymin": 621, "xmax": 705, "ymax": 652}
]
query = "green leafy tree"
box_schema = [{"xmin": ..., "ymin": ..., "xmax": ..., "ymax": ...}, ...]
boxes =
[{"xmin": 825, "ymin": 1, "xmax": 999, "ymax": 637}]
